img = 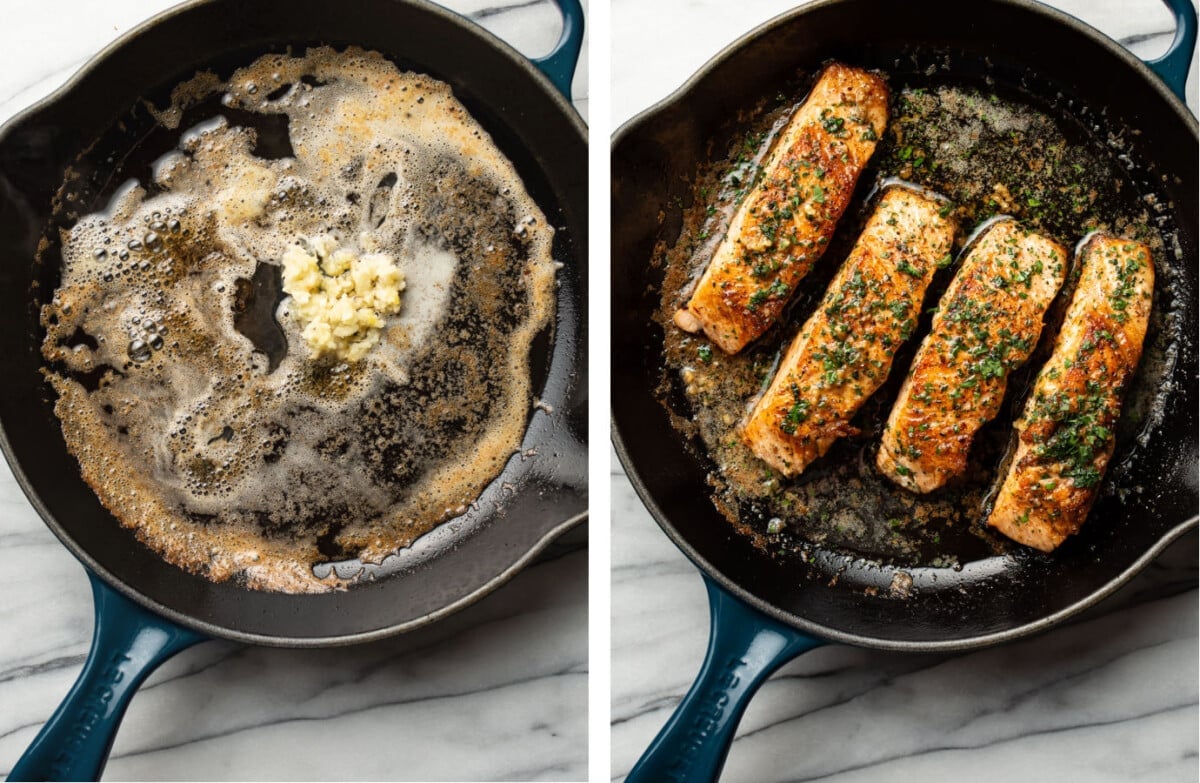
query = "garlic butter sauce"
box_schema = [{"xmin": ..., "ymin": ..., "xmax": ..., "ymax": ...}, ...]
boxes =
[{"xmin": 41, "ymin": 48, "xmax": 556, "ymax": 593}]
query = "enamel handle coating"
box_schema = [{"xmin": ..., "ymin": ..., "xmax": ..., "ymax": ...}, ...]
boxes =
[
  {"xmin": 7, "ymin": 573, "xmax": 206, "ymax": 782},
  {"xmin": 531, "ymin": 0, "xmax": 584, "ymax": 99},
  {"xmin": 1146, "ymin": 0, "xmax": 1197, "ymax": 99},
  {"xmin": 625, "ymin": 576, "xmax": 825, "ymax": 783}
]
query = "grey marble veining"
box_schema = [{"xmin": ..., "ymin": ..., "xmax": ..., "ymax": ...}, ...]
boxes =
[
  {"xmin": 3, "ymin": 528, "xmax": 588, "ymax": 781},
  {"xmin": 0, "ymin": 1, "xmax": 587, "ymax": 781},
  {"xmin": 614, "ymin": 449, "xmax": 1197, "ymax": 782},
  {"xmin": 611, "ymin": 1, "xmax": 1198, "ymax": 781}
]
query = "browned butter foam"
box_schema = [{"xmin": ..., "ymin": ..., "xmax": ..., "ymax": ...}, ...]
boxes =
[{"xmin": 40, "ymin": 47, "xmax": 556, "ymax": 593}]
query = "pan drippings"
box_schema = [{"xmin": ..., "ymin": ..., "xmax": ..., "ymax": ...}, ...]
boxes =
[{"xmin": 41, "ymin": 48, "xmax": 556, "ymax": 592}]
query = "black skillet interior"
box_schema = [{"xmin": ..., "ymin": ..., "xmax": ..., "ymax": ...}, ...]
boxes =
[
  {"xmin": 612, "ymin": 0, "xmax": 1197, "ymax": 648},
  {"xmin": 0, "ymin": 0, "xmax": 587, "ymax": 644}
]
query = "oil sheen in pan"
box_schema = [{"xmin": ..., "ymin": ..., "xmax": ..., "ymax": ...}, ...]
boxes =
[
  {"xmin": 39, "ymin": 47, "xmax": 557, "ymax": 593},
  {"xmin": 655, "ymin": 62, "xmax": 1185, "ymax": 574}
]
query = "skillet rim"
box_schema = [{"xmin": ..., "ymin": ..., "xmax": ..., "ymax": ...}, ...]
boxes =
[
  {"xmin": 612, "ymin": 0, "xmax": 1196, "ymax": 153},
  {"xmin": 0, "ymin": 0, "xmax": 588, "ymax": 647},
  {"xmin": 610, "ymin": 0, "xmax": 1199, "ymax": 652}
]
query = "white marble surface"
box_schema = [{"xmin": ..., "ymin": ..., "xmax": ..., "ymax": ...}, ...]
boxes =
[
  {"xmin": 611, "ymin": 1, "xmax": 1199, "ymax": 781},
  {"xmin": 0, "ymin": 1, "xmax": 587, "ymax": 781}
]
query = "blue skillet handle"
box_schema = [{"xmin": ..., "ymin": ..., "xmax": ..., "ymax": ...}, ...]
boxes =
[
  {"xmin": 1146, "ymin": 0, "xmax": 1197, "ymax": 100},
  {"xmin": 531, "ymin": 0, "xmax": 584, "ymax": 100},
  {"xmin": 625, "ymin": 575, "xmax": 825, "ymax": 783},
  {"xmin": 8, "ymin": 572, "xmax": 206, "ymax": 782}
]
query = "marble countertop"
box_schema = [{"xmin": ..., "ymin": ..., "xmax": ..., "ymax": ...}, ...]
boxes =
[
  {"xmin": 610, "ymin": 1, "xmax": 1198, "ymax": 781},
  {"xmin": 0, "ymin": 1, "xmax": 587, "ymax": 781}
]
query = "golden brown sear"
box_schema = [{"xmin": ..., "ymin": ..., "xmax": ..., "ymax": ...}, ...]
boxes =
[
  {"xmin": 878, "ymin": 219, "xmax": 1067, "ymax": 493},
  {"xmin": 988, "ymin": 234, "xmax": 1154, "ymax": 551},
  {"xmin": 740, "ymin": 185, "xmax": 957, "ymax": 476},
  {"xmin": 674, "ymin": 63, "xmax": 889, "ymax": 354}
]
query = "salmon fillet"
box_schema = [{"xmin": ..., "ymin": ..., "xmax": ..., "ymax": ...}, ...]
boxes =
[
  {"xmin": 674, "ymin": 62, "xmax": 889, "ymax": 354},
  {"xmin": 878, "ymin": 219, "xmax": 1068, "ymax": 492},
  {"xmin": 988, "ymin": 234, "xmax": 1154, "ymax": 551},
  {"xmin": 740, "ymin": 185, "xmax": 957, "ymax": 476}
]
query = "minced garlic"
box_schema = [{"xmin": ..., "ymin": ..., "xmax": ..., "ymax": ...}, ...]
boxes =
[{"xmin": 280, "ymin": 235, "xmax": 405, "ymax": 362}]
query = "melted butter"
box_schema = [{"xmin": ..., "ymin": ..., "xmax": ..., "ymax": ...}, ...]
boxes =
[{"xmin": 41, "ymin": 47, "xmax": 556, "ymax": 593}]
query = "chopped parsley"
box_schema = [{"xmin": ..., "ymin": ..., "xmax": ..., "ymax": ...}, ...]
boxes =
[
  {"xmin": 746, "ymin": 278, "xmax": 790, "ymax": 311},
  {"xmin": 1030, "ymin": 384, "xmax": 1116, "ymax": 489},
  {"xmin": 779, "ymin": 383, "xmax": 811, "ymax": 435}
]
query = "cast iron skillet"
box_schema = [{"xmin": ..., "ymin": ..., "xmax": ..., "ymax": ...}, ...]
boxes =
[
  {"xmin": 0, "ymin": 0, "xmax": 585, "ymax": 779},
  {"xmin": 612, "ymin": 0, "xmax": 1196, "ymax": 780}
]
